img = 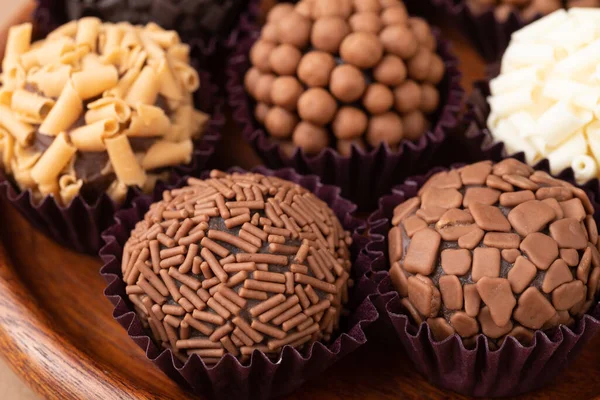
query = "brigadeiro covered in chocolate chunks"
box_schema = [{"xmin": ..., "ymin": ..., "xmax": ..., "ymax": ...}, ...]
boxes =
[
  {"xmin": 244, "ymin": 0, "xmax": 445, "ymax": 155},
  {"xmin": 121, "ymin": 170, "xmax": 353, "ymax": 364},
  {"xmin": 388, "ymin": 158, "xmax": 600, "ymax": 346},
  {"xmin": 0, "ymin": 19, "xmax": 209, "ymax": 206}
]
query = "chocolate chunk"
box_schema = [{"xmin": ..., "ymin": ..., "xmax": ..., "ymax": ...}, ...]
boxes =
[
  {"xmin": 530, "ymin": 170, "xmax": 570, "ymax": 188},
  {"xmin": 502, "ymin": 174, "xmax": 539, "ymax": 191},
  {"xmin": 459, "ymin": 161, "xmax": 492, "ymax": 185},
  {"xmin": 421, "ymin": 187, "xmax": 463, "ymax": 210},
  {"xmin": 507, "ymin": 200, "xmax": 555, "ymax": 237},
  {"xmin": 499, "ymin": 190, "xmax": 535, "ymax": 207},
  {"xmin": 542, "ymin": 312, "xmax": 561, "ymax": 330},
  {"xmin": 439, "ymin": 275, "xmax": 463, "ymax": 310},
  {"xmin": 507, "ymin": 256, "xmax": 537, "ymax": 294},
  {"xmin": 476, "ymin": 277, "xmax": 516, "ymax": 327},
  {"xmin": 392, "ymin": 197, "xmax": 421, "ymax": 225},
  {"xmin": 436, "ymin": 208, "xmax": 473, "ymax": 228},
  {"xmin": 464, "ymin": 284, "xmax": 481, "ymax": 317},
  {"xmin": 457, "ymin": 227, "xmax": 484, "ymax": 249},
  {"xmin": 536, "ymin": 186, "xmax": 573, "ymax": 202},
  {"xmin": 542, "ymin": 259, "xmax": 573, "ymax": 293},
  {"xmin": 401, "ymin": 298, "xmax": 423, "ymax": 325},
  {"xmin": 472, "ymin": 247, "xmax": 501, "ymax": 282},
  {"xmin": 589, "ymin": 243, "xmax": 600, "ymax": 268},
  {"xmin": 403, "ymin": 215, "xmax": 428, "ymax": 237},
  {"xmin": 408, "ymin": 275, "xmax": 441, "ymax": 318},
  {"xmin": 450, "ymin": 311, "xmax": 479, "ymax": 337},
  {"xmin": 541, "ymin": 198, "xmax": 564, "ymax": 220},
  {"xmin": 426, "ymin": 317, "xmax": 455, "ymax": 341},
  {"xmin": 549, "ymin": 218, "xmax": 588, "ymax": 249},
  {"xmin": 463, "ymin": 187, "xmax": 500, "ymax": 207},
  {"xmin": 483, "ymin": 232, "xmax": 520, "ymax": 249},
  {"xmin": 520, "ymin": 232, "xmax": 559, "ymax": 270},
  {"xmin": 470, "ymin": 202, "xmax": 511, "ymax": 232},
  {"xmin": 552, "ymin": 280, "xmax": 586, "ymax": 310},
  {"xmin": 576, "ymin": 247, "xmax": 592, "ymax": 284},
  {"xmin": 390, "ymin": 262, "xmax": 408, "ymax": 297},
  {"xmin": 513, "ymin": 287, "xmax": 556, "ymax": 329},
  {"xmin": 560, "ymin": 198, "xmax": 586, "ymax": 221},
  {"xmin": 501, "ymin": 248, "xmax": 521, "ymax": 263},
  {"xmin": 418, "ymin": 170, "xmax": 462, "ymax": 194},
  {"xmin": 560, "ymin": 248, "xmax": 579, "ymax": 267},
  {"xmin": 486, "ymin": 174, "xmax": 514, "ymax": 192},
  {"xmin": 438, "ymin": 224, "xmax": 479, "ymax": 241},
  {"xmin": 403, "ymin": 228, "xmax": 441, "ymax": 275},
  {"xmin": 493, "ymin": 158, "xmax": 533, "ymax": 177},
  {"xmin": 388, "ymin": 226, "xmax": 403, "ymax": 263},
  {"xmin": 416, "ymin": 206, "xmax": 446, "ymax": 224},
  {"xmin": 440, "ymin": 248, "xmax": 472, "ymax": 275},
  {"xmin": 585, "ymin": 215, "xmax": 598, "ymax": 246},
  {"xmin": 502, "ymin": 326, "xmax": 534, "ymax": 346},
  {"xmin": 587, "ymin": 267, "xmax": 600, "ymax": 300},
  {"xmin": 572, "ymin": 187, "xmax": 594, "ymax": 214},
  {"xmin": 478, "ymin": 306, "xmax": 513, "ymax": 339}
]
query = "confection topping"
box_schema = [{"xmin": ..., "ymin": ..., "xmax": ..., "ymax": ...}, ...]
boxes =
[
  {"xmin": 487, "ymin": 9, "xmax": 600, "ymax": 185},
  {"xmin": 122, "ymin": 170, "xmax": 353, "ymax": 364},
  {"xmin": 245, "ymin": 0, "xmax": 445, "ymax": 155},
  {"xmin": 466, "ymin": 0, "xmax": 561, "ymax": 22},
  {"xmin": 0, "ymin": 19, "xmax": 209, "ymax": 205},
  {"xmin": 388, "ymin": 159, "xmax": 600, "ymax": 346}
]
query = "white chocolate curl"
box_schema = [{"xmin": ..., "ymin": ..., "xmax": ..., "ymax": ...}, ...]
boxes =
[{"xmin": 488, "ymin": 8, "xmax": 600, "ymax": 179}]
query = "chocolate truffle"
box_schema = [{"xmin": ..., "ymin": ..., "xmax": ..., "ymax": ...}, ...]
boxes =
[
  {"xmin": 121, "ymin": 171, "xmax": 353, "ymax": 364},
  {"xmin": 0, "ymin": 20, "xmax": 208, "ymax": 205},
  {"xmin": 388, "ymin": 159, "xmax": 600, "ymax": 345},
  {"xmin": 245, "ymin": 1, "xmax": 445, "ymax": 155}
]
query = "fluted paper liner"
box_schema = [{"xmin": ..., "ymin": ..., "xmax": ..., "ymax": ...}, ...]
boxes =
[
  {"xmin": 99, "ymin": 167, "xmax": 381, "ymax": 399},
  {"xmin": 360, "ymin": 164, "xmax": 600, "ymax": 397}
]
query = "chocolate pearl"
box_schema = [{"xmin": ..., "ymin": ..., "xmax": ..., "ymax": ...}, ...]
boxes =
[
  {"xmin": 394, "ymin": 80, "xmax": 422, "ymax": 113},
  {"xmin": 312, "ymin": 0, "xmax": 352, "ymax": 19},
  {"xmin": 402, "ymin": 110, "xmax": 427, "ymax": 141},
  {"xmin": 265, "ymin": 107, "xmax": 298, "ymax": 138},
  {"xmin": 337, "ymin": 137, "xmax": 366, "ymax": 157},
  {"xmin": 330, "ymin": 64, "xmax": 366, "ymax": 103},
  {"xmin": 408, "ymin": 17, "xmax": 436, "ymax": 51},
  {"xmin": 381, "ymin": 5, "xmax": 409, "ymax": 25},
  {"xmin": 270, "ymin": 76, "xmax": 304, "ymax": 110},
  {"xmin": 297, "ymin": 51, "xmax": 336, "ymax": 87},
  {"xmin": 295, "ymin": 1, "xmax": 313, "ymax": 17},
  {"xmin": 340, "ymin": 32, "xmax": 384, "ymax": 69},
  {"xmin": 244, "ymin": 67, "xmax": 261, "ymax": 98},
  {"xmin": 349, "ymin": 12, "xmax": 383, "ymax": 33},
  {"xmin": 407, "ymin": 48, "xmax": 432, "ymax": 81},
  {"xmin": 420, "ymin": 83, "xmax": 439, "ymax": 113},
  {"xmin": 363, "ymin": 83, "xmax": 394, "ymax": 114},
  {"xmin": 297, "ymin": 88, "xmax": 338, "ymax": 125},
  {"xmin": 373, "ymin": 54, "xmax": 406, "ymax": 86},
  {"xmin": 427, "ymin": 54, "xmax": 445, "ymax": 85},
  {"xmin": 255, "ymin": 74, "xmax": 276, "ymax": 104},
  {"xmin": 380, "ymin": 25, "xmax": 418, "ymax": 59},
  {"xmin": 332, "ymin": 107, "xmax": 368, "ymax": 139},
  {"xmin": 293, "ymin": 121, "xmax": 330, "ymax": 154},
  {"xmin": 311, "ymin": 17, "xmax": 351, "ymax": 53},
  {"xmin": 250, "ymin": 40, "xmax": 276, "ymax": 72},
  {"xmin": 354, "ymin": 0, "xmax": 381, "ymax": 12},
  {"xmin": 267, "ymin": 3, "xmax": 295, "ymax": 22},
  {"xmin": 261, "ymin": 24, "xmax": 279, "ymax": 43},
  {"xmin": 366, "ymin": 112, "xmax": 404, "ymax": 147},
  {"xmin": 255, "ymin": 103, "xmax": 270, "ymax": 124},
  {"xmin": 277, "ymin": 12, "xmax": 312, "ymax": 49},
  {"xmin": 269, "ymin": 44, "xmax": 302, "ymax": 76}
]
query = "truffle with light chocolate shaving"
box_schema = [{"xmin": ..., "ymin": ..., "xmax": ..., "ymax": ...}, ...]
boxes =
[
  {"xmin": 122, "ymin": 170, "xmax": 353, "ymax": 364},
  {"xmin": 245, "ymin": 1, "xmax": 444, "ymax": 155},
  {"xmin": 388, "ymin": 159, "xmax": 600, "ymax": 346},
  {"xmin": 0, "ymin": 19, "xmax": 209, "ymax": 206}
]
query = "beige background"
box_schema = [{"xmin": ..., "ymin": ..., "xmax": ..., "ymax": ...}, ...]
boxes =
[{"xmin": 0, "ymin": 358, "xmax": 38, "ymax": 399}]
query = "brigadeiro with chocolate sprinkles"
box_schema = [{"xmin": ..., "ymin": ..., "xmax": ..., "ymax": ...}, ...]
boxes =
[
  {"xmin": 121, "ymin": 170, "xmax": 354, "ymax": 364},
  {"xmin": 245, "ymin": 0, "xmax": 444, "ymax": 153}
]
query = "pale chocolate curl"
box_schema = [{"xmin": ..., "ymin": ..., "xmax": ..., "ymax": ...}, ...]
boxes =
[
  {"xmin": 11, "ymin": 89, "xmax": 55, "ymax": 121},
  {"xmin": 85, "ymin": 97, "xmax": 131, "ymax": 124},
  {"xmin": 30, "ymin": 132, "xmax": 77, "ymax": 186},
  {"xmin": 141, "ymin": 139, "xmax": 193, "ymax": 170},
  {"xmin": 21, "ymin": 36, "xmax": 75, "ymax": 70},
  {"xmin": 58, "ymin": 173, "xmax": 83, "ymax": 204},
  {"xmin": 70, "ymin": 118, "xmax": 119, "ymax": 151},
  {"xmin": 0, "ymin": 127, "xmax": 15, "ymax": 174},
  {"xmin": 76, "ymin": 17, "xmax": 102, "ymax": 52},
  {"xmin": 39, "ymin": 81, "xmax": 83, "ymax": 136},
  {"xmin": 140, "ymin": 32, "xmax": 165, "ymax": 60},
  {"xmin": 127, "ymin": 104, "xmax": 171, "ymax": 137},
  {"xmin": 571, "ymin": 154, "xmax": 598, "ymax": 184},
  {"xmin": 107, "ymin": 179, "xmax": 129, "ymax": 203},
  {"xmin": 155, "ymin": 58, "xmax": 183, "ymax": 101},
  {"xmin": 0, "ymin": 104, "xmax": 35, "ymax": 145},
  {"xmin": 172, "ymin": 59, "xmax": 200, "ymax": 92},
  {"xmin": 102, "ymin": 24, "xmax": 124, "ymax": 56},
  {"xmin": 2, "ymin": 23, "xmax": 32, "ymax": 72},
  {"xmin": 72, "ymin": 65, "xmax": 119, "ymax": 100},
  {"xmin": 105, "ymin": 134, "xmax": 147, "ymax": 187},
  {"xmin": 27, "ymin": 64, "xmax": 72, "ymax": 98},
  {"xmin": 125, "ymin": 65, "xmax": 159, "ymax": 106},
  {"xmin": 47, "ymin": 21, "xmax": 78, "ymax": 40}
]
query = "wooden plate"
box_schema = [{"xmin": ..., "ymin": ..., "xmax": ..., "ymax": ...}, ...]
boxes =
[{"xmin": 0, "ymin": 11, "xmax": 599, "ymax": 400}]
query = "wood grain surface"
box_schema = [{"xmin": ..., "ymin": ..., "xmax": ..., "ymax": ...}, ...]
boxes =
[{"xmin": 0, "ymin": 4, "xmax": 599, "ymax": 400}]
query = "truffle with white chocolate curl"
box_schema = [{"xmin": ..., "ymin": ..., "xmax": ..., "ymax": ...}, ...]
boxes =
[{"xmin": 122, "ymin": 171, "xmax": 353, "ymax": 364}]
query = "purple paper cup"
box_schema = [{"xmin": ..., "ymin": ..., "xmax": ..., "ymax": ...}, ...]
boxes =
[
  {"xmin": 359, "ymin": 164, "xmax": 600, "ymax": 397},
  {"xmin": 226, "ymin": 19, "xmax": 464, "ymax": 212},
  {"xmin": 99, "ymin": 166, "xmax": 381, "ymax": 399}
]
